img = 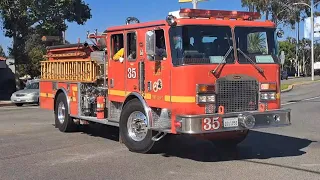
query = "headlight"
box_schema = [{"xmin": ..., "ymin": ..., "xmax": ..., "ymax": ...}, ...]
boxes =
[
  {"xmin": 197, "ymin": 95, "xmax": 216, "ymax": 104},
  {"xmin": 260, "ymin": 92, "xmax": 276, "ymax": 100},
  {"xmin": 207, "ymin": 95, "xmax": 215, "ymax": 102},
  {"xmin": 198, "ymin": 95, "xmax": 207, "ymax": 103}
]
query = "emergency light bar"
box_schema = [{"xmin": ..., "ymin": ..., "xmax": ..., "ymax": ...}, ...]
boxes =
[{"xmin": 178, "ymin": 8, "xmax": 261, "ymax": 20}]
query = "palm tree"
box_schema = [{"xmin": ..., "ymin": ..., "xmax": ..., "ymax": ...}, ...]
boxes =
[{"xmin": 248, "ymin": 33, "xmax": 267, "ymax": 53}]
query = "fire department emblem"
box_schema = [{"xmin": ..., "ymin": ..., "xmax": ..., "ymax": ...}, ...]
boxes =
[
  {"xmin": 157, "ymin": 79, "xmax": 162, "ymax": 90},
  {"xmin": 153, "ymin": 82, "xmax": 158, "ymax": 92},
  {"xmin": 152, "ymin": 79, "xmax": 163, "ymax": 92}
]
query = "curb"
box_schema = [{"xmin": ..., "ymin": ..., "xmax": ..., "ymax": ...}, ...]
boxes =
[
  {"xmin": 281, "ymin": 84, "xmax": 294, "ymax": 93},
  {"xmin": 0, "ymin": 103, "xmax": 15, "ymax": 107}
]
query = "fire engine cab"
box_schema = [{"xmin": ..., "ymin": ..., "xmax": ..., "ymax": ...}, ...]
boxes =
[{"xmin": 40, "ymin": 8, "xmax": 291, "ymax": 153}]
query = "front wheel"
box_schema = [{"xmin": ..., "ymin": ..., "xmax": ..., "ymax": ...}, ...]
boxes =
[{"xmin": 119, "ymin": 98, "xmax": 161, "ymax": 153}]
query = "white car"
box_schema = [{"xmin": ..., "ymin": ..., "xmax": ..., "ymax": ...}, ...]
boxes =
[{"xmin": 11, "ymin": 80, "xmax": 39, "ymax": 106}]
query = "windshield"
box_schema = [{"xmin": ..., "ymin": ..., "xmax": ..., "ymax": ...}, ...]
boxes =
[
  {"xmin": 234, "ymin": 27, "xmax": 279, "ymax": 64},
  {"xmin": 169, "ymin": 25, "xmax": 234, "ymax": 66},
  {"xmin": 25, "ymin": 82, "xmax": 39, "ymax": 89}
]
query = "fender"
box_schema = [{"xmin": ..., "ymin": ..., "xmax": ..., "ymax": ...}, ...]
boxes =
[
  {"xmin": 122, "ymin": 92, "xmax": 153, "ymax": 128},
  {"xmin": 54, "ymin": 88, "xmax": 70, "ymax": 114}
]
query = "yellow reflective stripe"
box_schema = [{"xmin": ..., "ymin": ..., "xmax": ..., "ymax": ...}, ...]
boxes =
[
  {"xmin": 165, "ymin": 95, "xmax": 195, "ymax": 103},
  {"xmin": 144, "ymin": 93, "xmax": 152, "ymax": 100},
  {"xmin": 108, "ymin": 90, "xmax": 195, "ymax": 103},
  {"xmin": 108, "ymin": 90, "xmax": 126, "ymax": 96},
  {"xmin": 40, "ymin": 93, "xmax": 77, "ymax": 101},
  {"xmin": 40, "ymin": 93, "xmax": 54, "ymax": 98}
]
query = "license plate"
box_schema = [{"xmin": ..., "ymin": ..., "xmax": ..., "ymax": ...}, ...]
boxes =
[
  {"xmin": 223, "ymin": 117, "xmax": 239, "ymax": 128},
  {"xmin": 16, "ymin": 99, "xmax": 21, "ymax": 102}
]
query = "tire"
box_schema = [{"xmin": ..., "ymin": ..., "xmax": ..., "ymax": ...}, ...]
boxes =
[
  {"xmin": 15, "ymin": 103, "xmax": 23, "ymax": 107},
  {"xmin": 54, "ymin": 93, "xmax": 78, "ymax": 132},
  {"xmin": 119, "ymin": 98, "xmax": 161, "ymax": 153},
  {"xmin": 212, "ymin": 130, "xmax": 249, "ymax": 149}
]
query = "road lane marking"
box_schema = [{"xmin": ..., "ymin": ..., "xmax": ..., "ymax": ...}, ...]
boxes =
[{"xmin": 281, "ymin": 95, "xmax": 320, "ymax": 106}]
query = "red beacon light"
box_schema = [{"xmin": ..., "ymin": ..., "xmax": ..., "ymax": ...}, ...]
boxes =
[{"xmin": 179, "ymin": 8, "xmax": 261, "ymax": 20}]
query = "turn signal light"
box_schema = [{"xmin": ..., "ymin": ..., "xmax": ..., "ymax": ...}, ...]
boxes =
[
  {"xmin": 260, "ymin": 83, "xmax": 277, "ymax": 91},
  {"xmin": 197, "ymin": 84, "xmax": 215, "ymax": 93}
]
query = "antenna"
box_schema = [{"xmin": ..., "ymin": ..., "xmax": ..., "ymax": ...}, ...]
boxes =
[{"xmin": 178, "ymin": 0, "xmax": 209, "ymax": 9}]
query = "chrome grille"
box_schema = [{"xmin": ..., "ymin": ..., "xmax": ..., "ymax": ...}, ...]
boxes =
[{"xmin": 216, "ymin": 76, "xmax": 259, "ymax": 113}]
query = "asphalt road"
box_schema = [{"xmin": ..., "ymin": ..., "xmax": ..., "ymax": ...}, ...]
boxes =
[{"xmin": 1, "ymin": 84, "xmax": 320, "ymax": 180}]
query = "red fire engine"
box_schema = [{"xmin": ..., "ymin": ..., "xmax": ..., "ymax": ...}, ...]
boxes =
[{"xmin": 40, "ymin": 8, "xmax": 291, "ymax": 153}]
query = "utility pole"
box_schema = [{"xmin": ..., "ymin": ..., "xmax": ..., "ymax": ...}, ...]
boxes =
[{"xmin": 311, "ymin": 0, "xmax": 315, "ymax": 81}]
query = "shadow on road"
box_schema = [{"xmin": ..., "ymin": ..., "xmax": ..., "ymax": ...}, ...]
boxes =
[
  {"xmin": 77, "ymin": 124, "xmax": 313, "ymax": 164},
  {"xmin": 79, "ymin": 123, "xmax": 120, "ymax": 142},
  {"xmin": 160, "ymin": 131, "xmax": 313, "ymax": 163}
]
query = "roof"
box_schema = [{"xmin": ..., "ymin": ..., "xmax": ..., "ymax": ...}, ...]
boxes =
[
  {"xmin": 106, "ymin": 20, "xmax": 167, "ymax": 32},
  {"xmin": 0, "ymin": 56, "xmax": 6, "ymax": 61}
]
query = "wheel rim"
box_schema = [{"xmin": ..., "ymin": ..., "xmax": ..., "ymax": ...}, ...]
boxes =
[
  {"xmin": 57, "ymin": 102, "xmax": 66, "ymax": 124},
  {"xmin": 127, "ymin": 111, "xmax": 148, "ymax": 142}
]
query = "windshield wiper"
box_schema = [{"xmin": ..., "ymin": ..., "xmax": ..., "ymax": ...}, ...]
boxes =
[
  {"xmin": 212, "ymin": 46, "xmax": 233, "ymax": 76},
  {"xmin": 237, "ymin": 48, "xmax": 264, "ymax": 74}
]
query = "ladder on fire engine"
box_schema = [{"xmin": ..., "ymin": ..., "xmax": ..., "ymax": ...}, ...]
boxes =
[{"xmin": 40, "ymin": 43, "xmax": 106, "ymax": 83}]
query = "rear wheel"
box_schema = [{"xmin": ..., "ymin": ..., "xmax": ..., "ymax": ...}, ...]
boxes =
[
  {"xmin": 54, "ymin": 93, "xmax": 78, "ymax": 132},
  {"xmin": 120, "ymin": 98, "xmax": 161, "ymax": 153}
]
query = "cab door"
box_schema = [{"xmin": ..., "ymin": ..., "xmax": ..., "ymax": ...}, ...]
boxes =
[
  {"xmin": 125, "ymin": 31, "xmax": 140, "ymax": 94},
  {"xmin": 143, "ymin": 27, "xmax": 171, "ymax": 109},
  {"xmin": 108, "ymin": 32, "xmax": 126, "ymax": 102}
]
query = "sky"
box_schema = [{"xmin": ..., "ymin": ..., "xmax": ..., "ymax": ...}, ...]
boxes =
[{"xmin": 0, "ymin": 0, "xmax": 313, "ymax": 55}]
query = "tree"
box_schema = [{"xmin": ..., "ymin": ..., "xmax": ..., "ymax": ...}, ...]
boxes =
[
  {"xmin": 248, "ymin": 32, "xmax": 266, "ymax": 53},
  {"xmin": 0, "ymin": 45, "xmax": 6, "ymax": 57},
  {"xmin": 0, "ymin": 0, "xmax": 92, "ymax": 77},
  {"xmin": 29, "ymin": 0, "xmax": 92, "ymax": 37},
  {"xmin": 279, "ymin": 39, "xmax": 296, "ymax": 69},
  {"xmin": 241, "ymin": 0, "xmax": 320, "ymax": 27}
]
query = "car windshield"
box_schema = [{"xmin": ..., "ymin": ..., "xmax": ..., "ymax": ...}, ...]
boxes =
[
  {"xmin": 25, "ymin": 82, "xmax": 39, "ymax": 89},
  {"xmin": 234, "ymin": 26, "xmax": 279, "ymax": 64},
  {"xmin": 169, "ymin": 25, "xmax": 234, "ymax": 66}
]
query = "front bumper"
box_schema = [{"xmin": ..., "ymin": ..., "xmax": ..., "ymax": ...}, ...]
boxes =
[{"xmin": 175, "ymin": 109, "xmax": 291, "ymax": 134}]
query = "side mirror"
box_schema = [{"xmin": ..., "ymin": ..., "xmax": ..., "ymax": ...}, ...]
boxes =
[{"xmin": 277, "ymin": 29, "xmax": 284, "ymax": 38}]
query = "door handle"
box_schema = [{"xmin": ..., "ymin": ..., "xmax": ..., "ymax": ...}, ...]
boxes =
[
  {"xmin": 147, "ymin": 81, "xmax": 152, "ymax": 92},
  {"xmin": 110, "ymin": 78, "xmax": 114, "ymax": 88}
]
